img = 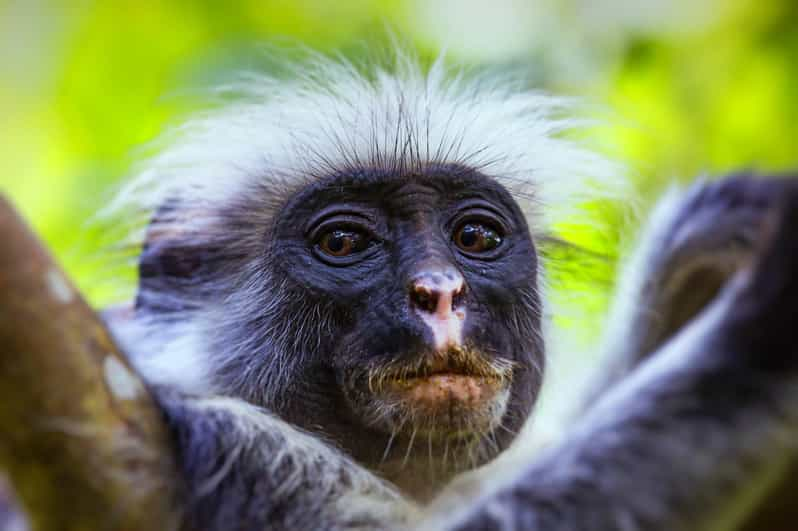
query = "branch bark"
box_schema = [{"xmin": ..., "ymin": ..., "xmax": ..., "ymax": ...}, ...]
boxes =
[
  {"xmin": 0, "ymin": 195, "xmax": 182, "ymax": 530},
  {"xmin": 739, "ymin": 462, "xmax": 798, "ymax": 531}
]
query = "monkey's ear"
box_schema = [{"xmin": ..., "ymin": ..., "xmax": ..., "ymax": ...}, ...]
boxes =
[{"xmin": 135, "ymin": 202, "xmax": 224, "ymax": 315}]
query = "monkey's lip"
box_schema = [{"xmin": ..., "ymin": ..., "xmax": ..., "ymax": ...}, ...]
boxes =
[
  {"xmin": 349, "ymin": 347, "xmax": 514, "ymax": 435},
  {"xmin": 376, "ymin": 349, "xmax": 512, "ymax": 407},
  {"xmin": 385, "ymin": 372, "xmax": 505, "ymax": 406}
]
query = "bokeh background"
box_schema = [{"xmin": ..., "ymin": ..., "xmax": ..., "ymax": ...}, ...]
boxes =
[{"xmin": 1, "ymin": 0, "xmax": 796, "ymax": 364}]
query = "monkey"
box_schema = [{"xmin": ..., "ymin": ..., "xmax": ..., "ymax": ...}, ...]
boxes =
[{"xmin": 102, "ymin": 50, "xmax": 798, "ymax": 530}]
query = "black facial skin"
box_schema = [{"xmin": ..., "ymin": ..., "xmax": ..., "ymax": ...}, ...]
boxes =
[
  {"xmin": 137, "ymin": 163, "xmax": 543, "ymax": 498},
  {"xmin": 267, "ymin": 165, "xmax": 543, "ymax": 495}
]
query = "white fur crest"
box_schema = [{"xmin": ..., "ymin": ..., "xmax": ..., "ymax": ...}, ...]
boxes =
[{"xmin": 109, "ymin": 50, "xmax": 622, "ymax": 236}]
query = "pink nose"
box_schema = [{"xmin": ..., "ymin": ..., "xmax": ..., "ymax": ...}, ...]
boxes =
[{"xmin": 409, "ymin": 268, "xmax": 467, "ymax": 349}]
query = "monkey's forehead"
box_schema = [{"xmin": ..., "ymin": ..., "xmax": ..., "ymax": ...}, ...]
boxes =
[
  {"xmin": 287, "ymin": 163, "xmax": 517, "ymax": 204},
  {"xmin": 272, "ymin": 163, "xmax": 528, "ymax": 228},
  {"xmin": 107, "ymin": 53, "xmax": 623, "ymax": 235}
]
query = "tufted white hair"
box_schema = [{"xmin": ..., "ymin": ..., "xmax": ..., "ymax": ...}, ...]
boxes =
[{"xmin": 109, "ymin": 50, "xmax": 622, "ymax": 238}]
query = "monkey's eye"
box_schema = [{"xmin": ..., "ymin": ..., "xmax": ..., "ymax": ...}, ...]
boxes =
[
  {"xmin": 454, "ymin": 223, "xmax": 503, "ymax": 253},
  {"xmin": 318, "ymin": 229, "xmax": 370, "ymax": 258}
]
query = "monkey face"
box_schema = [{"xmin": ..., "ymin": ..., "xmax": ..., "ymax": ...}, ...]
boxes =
[{"xmin": 267, "ymin": 164, "xmax": 544, "ymax": 472}]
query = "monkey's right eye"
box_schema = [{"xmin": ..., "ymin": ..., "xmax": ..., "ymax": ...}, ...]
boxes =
[{"xmin": 317, "ymin": 229, "xmax": 370, "ymax": 258}]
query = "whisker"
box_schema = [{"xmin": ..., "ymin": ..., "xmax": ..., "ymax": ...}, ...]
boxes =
[{"xmin": 402, "ymin": 425, "xmax": 419, "ymax": 469}]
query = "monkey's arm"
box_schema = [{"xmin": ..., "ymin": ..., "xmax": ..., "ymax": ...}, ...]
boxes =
[
  {"xmin": 584, "ymin": 176, "xmax": 798, "ymax": 531},
  {"xmin": 155, "ymin": 391, "xmax": 414, "ymax": 531},
  {"xmin": 584, "ymin": 176, "xmax": 784, "ymax": 405},
  {"xmin": 428, "ymin": 181, "xmax": 798, "ymax": 531}
]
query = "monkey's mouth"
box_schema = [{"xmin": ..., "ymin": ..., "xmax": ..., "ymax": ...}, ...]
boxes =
[
  {"xmin": 382, "ymin": 362, "xmax": 506, "ymax": 407},
  {"xmin": 350, "ymin": 346, "xmax": 514, "ymax": 438}
]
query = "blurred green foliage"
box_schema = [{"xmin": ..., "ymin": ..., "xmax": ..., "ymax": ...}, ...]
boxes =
[{"xmin": 1, "ymin": 0, "xmax": 796, "ymax": 322}]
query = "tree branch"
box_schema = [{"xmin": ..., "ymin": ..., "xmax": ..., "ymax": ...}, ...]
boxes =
[{"xmin": 0, "ymin": 195, "xmax": 182, "ymax": 530}]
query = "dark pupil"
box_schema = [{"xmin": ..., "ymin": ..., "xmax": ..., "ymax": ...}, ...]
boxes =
[
  {"xmin": 460, "ymin": 225, "xmax": 480, "ymax": 248},
  {"xmin": 321, "ymin": 229, "xmax": 369, "ymax": 257},
  {"xmin": 458, "ymin": 223, "xmax": 501, "ymax": 252},
  {"xmin": 327, "ymin": 231, "xmax": 347, "ymax": 253}
]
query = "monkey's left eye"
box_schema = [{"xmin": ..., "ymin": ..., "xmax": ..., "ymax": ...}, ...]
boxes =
[
  {"xmin": 454, "ymin": 222, "xmax": 503, "ymax": 254},
  {"xmin": 317, "ymin": 229, "xmax": 371, "ymax": 258}
]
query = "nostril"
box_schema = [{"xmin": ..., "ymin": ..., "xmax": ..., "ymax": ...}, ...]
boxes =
[{"xmin": 411, "ymin": 285, "xmax": 439, "ymax": 313}]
